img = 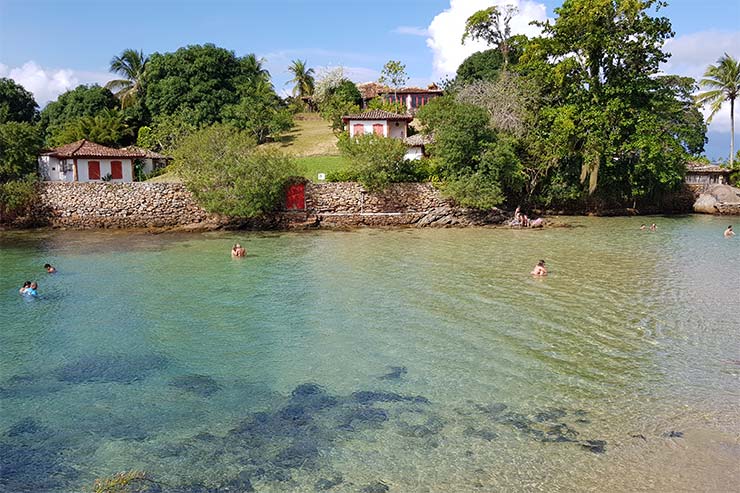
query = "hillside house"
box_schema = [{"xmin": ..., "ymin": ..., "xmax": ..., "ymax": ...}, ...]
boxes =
[
  {"xmin": 342, "ymin": 109, "xmax": 413, "ymax": 139},
  {"xmin": 358, "ymin": 83, "xmax": 443, "ymax": 112},
  {"xmin": 39, "ymin": 140, "xmax": 143, "ymax": 182},
  {"xmin": 685, "ymin": 162, "xmax": 731, "ymax": 186}
]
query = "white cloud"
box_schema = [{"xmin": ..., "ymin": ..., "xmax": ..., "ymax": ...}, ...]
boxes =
[
  {"xmin": 0, "ymin": 61, "xmax": 109, "ymax": 106},
  {"xmin": 426, "ymin": 0, "xmax": 549, "ymax": 78},
  {"xmin": 394, "ymin": 26, "xmax": 429, "ymax": 37},
  {"xmin": 662, "ymin": 31, "xmax": 740, "ymax": 134}
]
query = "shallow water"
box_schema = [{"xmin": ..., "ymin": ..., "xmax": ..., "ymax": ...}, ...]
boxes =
[{"xmin": 1, "ymin": 216, "xmax": 738, "ymax": 492}]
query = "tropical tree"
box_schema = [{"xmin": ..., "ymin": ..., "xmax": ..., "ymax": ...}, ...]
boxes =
[
  {"xmin": 696, "ymin": 53, "xmax": 740, "ymax": 166},
  {"xmin": 105, "ymin": 49, "xmax": 148, "ymax": 109},
  {"xmin": 0, "ymin": 77, "xmax": 39, "ymax": 123},
  {"xmin": 39, "ymin": 84, "xmax": 118, "ymax": 142},
  {"xmin": 287, "ymin": 59, "xmax": 315, "ymax": 100},
  {"xmin": 462, "ymin": 5, "xmax": 518, "ymax": 69},
  {"xmin": 378, "ymin": 60, "xmax": 408, "ymax": 100}
]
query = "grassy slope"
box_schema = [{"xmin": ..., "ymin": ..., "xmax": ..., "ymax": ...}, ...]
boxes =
[{"xmin": 147, "ymin": 112, "xmax": 348, "ymax": 183}]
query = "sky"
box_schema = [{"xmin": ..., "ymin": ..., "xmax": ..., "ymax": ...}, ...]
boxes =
[{"xmin": 1, "ymin": 0, "xmax": 738, "ymax": 159}]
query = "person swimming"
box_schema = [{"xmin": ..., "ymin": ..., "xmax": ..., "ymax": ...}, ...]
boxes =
[
  {"xmin": 22, "ymin": 281, "xmax": 38, "ymax": 297},
  {"xmin": 649, "ymin": 223, "xmax": 657, "ymax": 231},
  {"xmin": 19, "ymin": 281, "xmax": 31, "ymax": 294},
  {"xmin": 231, "ymin": 243, "xmax": 246, "ymax": 257},
  {"xmin": 725, "ymin": 225, "xmax": 735, "ymax": 237},
  {"xmin": 640, "ymin": 224, "xmax": 646, "ymax": 230},
  {"xmin": 531, "ymin": 260, "xmax": 547, "ymax": 276},
  {"xmin": 44, "ymin": 263, "xmax": 56, "ymax": 273}
]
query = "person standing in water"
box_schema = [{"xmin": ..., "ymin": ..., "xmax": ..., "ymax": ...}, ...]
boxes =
[
  {"xmin": 649, "ymin": 223, "xmax": 657, "ymax": 231},
  {"xmin": 531, "ymin": 260, "xmax": 547, "ymax": 276},
  {"xmin": 231, "ymin": 244, "xmax": 246, "ymax": 257},
  {"xmin": 725, "ymin": 225, "xmax": 735, "ymax": 237},
  {"xmin": 44, "ymin": 263, "xmax": 56, "ymax": 273}
]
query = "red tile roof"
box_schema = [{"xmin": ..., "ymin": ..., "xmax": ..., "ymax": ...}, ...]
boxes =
[
  {"xmin": 45, "ymin": 140, "xmax": 143, "ymax": 159},
  {"xmin": 121, "ymin": 146, "xmax": 171, "ymax": 160},
  {"xmin": 686, "ymin": 161, "xmax": 730, "ymax": 173},
  {"xmin": 342, "ymin": 109, "xmax": 413, "ymax": 122}
]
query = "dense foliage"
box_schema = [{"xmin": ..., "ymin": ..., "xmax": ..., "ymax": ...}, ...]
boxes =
[
  {"xmin": 335, "ymin": 133, "xmax": 426, "ymax": 190},
  {"xmin": 172, "ymin": 124, "xmax": 300, "ymax": 217},
  {"xmin": 0, "ymin": 122, "xmax": 42, "ymax": 217},
  {"xmin": 0, "ymin": 78, "xmax": 39, "ymax": 123},
  {"xmin": 39, "ymin": 85, "xmax": 119, "ymax": 141}
]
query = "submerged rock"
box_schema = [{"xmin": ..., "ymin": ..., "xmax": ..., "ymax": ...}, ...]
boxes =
[
  {"xmin": 533, "ymin": 408, "xmax": 567, "ymax": 422},
  {"xmin": 379, "ymin": 366, "xmax": 407, "ymax": 380},
  {"xmin": 56, "ymin": 353, "xmax": 167, "ymax": 384},
  {"xmin": 463, "ymin": 427, "xmax": 498, "ymax": 441},
  {"xmin": 663, "ymin": 431, "xmax": 684, "ymax": 438},
  {"xmin": 352, "ymin": 390, "xmax": 429, "ymax": 405},
  {"xmin": 580, "ymin": 439, "xmax": 606, "ymax": 454},
  {"xmin": 169, "ymin": 374, "xmax": 221, "ymax": 397},
  {"xmin": 315, "ymin": 475, "xmax": 344, "ymax": 491},
  {"xmin": 361, "ymin": 481, "xmax": 390, "ymax": 493}
]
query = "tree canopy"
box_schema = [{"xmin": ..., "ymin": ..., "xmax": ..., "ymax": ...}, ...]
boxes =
[
  {"xmin": 0, "ymin": 78, "xmax": 39, "ymax": 124},
  {"xmin": 39, "ymin": 84, "xmax": 118, "ymax": 141}
]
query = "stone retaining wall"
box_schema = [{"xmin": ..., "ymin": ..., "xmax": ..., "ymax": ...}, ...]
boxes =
[{"xmin": 17, "ymin": 182, "xmax": 507, "ymax": 230}]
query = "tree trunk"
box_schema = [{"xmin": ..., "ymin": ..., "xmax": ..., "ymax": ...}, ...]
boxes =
[{"xmin": 731, "ymin": 97, "xmax": 735, "ymax": 167}]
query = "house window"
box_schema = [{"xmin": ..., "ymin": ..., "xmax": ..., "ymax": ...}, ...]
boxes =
[
  {"xmin": 61, "ymin": 160, "xmax": 72, "ymax": 173},
  {"xmin": 353, "ymin": 124, "xmax": 364, "ymax": 136},
  {"xmin": 111, "ymin": 161, "xmax": 123, "ymax": 180},
  {"xmin": 88, "ymin": 161, "xmax": 100, "ymax": 180},
  {"xmin": 372, "ymin": 124, "xmax": 384, "ymax": 136}
]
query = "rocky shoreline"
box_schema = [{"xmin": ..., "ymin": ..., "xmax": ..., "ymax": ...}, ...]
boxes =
[{"xmin": 1, "ymin": 181, "xmax": 737, "ymax": 232}]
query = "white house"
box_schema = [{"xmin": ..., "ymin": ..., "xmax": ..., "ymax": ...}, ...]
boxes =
[
  {"xmin": 402, "ymin": 133, "xmax": 434, "ymax": 161},
  {"xmin": 342, "ymin": 109, "xmax": 413, "ymax": 139},
  {"xmin": 342, "ymin": 109, "xmax": 434, "ymax": 161},
  {"xmin": 39, "ymin": 140, "xmax": 144, "ymax": 182},
  {"xmin": 121, "ymin": 146, "xmax": 172, "ymax": 175}
]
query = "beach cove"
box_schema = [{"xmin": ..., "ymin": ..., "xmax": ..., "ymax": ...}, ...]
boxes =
[{"xmin": 1, "ymin": 215, "xmax": 738, "ymax": 492}]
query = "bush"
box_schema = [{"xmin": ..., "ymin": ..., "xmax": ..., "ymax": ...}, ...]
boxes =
[
  {"xmin": 0, "ymin": 175, "xmax": 37, "ymax": 219},
  {"xmin": 172, "ymin": 124, "xmax": 300, "ymax": 217},
  {"xmin": 337, "ymin": 133, "xmax": 427, "ymax": 190},
  {"xmin": 441, "ymin": 171, "xmax": 503, "ymax": 209}
]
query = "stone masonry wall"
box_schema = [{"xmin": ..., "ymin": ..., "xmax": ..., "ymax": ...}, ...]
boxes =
[
  {"xmin": 18, "ymin": 181, "xmax": 507, "ymax": 230},
  {"xmin": 29, "ymin": 182, "xmax": 216, "ymax": 229}
]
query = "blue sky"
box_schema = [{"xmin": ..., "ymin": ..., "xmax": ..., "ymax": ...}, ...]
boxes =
[{"xmin": 1, "ymin": 0, "xmax": 738, "ymax": 159}]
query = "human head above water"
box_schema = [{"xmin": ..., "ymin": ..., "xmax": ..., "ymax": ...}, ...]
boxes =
[
  {"xmin": 23, "ymin": 281, "xmax": 31, "ymax": 288},
  {"xmin": 538, "ymin": 260, "xmax": 546, "ymax": 266},
  {"xmin": 30, "ymin": 282, "xmax": 38, "ymax": 289}
]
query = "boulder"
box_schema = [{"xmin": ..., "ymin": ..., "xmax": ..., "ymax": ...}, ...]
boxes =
[{"xmin": 693, "ymin": 184, "xmax": 740, "ymax": 215}]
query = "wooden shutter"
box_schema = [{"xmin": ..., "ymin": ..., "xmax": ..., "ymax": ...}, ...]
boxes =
[
  {"xmin": 110, "ymin": 161, "xmax": 123, "ymax": 179},
  {"xmin": 353, "ymin": 124, "xmax": 364, "ymax": 136},
  {"xmin": 373, "ymin": 124, "xmax": 384, "ymax": 136},
  {"xmin": 88, "ymin": 161, "xmax": 100, "ymax": 180},
  {"xmin": 286, "ymin": 183, "xmax": 305, "ymax": 210}
]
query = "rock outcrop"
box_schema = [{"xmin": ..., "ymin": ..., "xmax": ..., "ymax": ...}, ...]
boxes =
[{"xmin": 693, "ymin": 184, "xmax": 740, "ymax": 215}]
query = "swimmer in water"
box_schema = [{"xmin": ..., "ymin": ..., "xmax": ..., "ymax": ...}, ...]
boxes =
[
  {"xmin": 24, "ymin": 282, "xmax": 38, "ymax": 297},
  {"xmin": 19, "ymin": 281, "xmax": 31, "ymax": 294},
  {"xmin": 44, "ymin": 263, "xmax": 56, "ymax": 273},
  {"xmin": 531, "ymin": 259, "xmax": 547, "ymax": 276},
  {"xmin": 640, "ymin": 224, "xmax": 646, "ymax": 230},
  {"xmin": 724, "ymin": 225, "xmax": 735, "ymax": 237},
  {"xmin": 231, "ymin": 243, "xmax": 246, "ymax": 257},
  {"xmin": 649, "ymin": 223, "xmax": 657, "ymax": 231}
]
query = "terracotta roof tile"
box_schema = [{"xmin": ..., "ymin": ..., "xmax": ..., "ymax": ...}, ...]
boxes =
[
  {"xmin": 121, "ymin": 146, "xmax": 171, "ymax": 160},
  {"xmin": 342, "ymin": 109, "xmax": 413, "ymax": 122},
  {"xmin": 403, "ymin": 134, "xmax": 434, "ymax": 146},
  {"xmin": 47, "ymin": 140, "xmax": 143, "ymax": 158},
  {"xmin": 686, "ymin": 161, "xmax": 730, "ymax": 173}
]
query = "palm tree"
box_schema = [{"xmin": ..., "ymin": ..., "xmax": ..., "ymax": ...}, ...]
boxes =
[
  {"xmin": 242, "ymin": 53, "xmax": 270, "ymax": 84},
  {"xmin": 696, "ymin": 53, "xmax": 740, "ymax": 167},
  {"xmin": 105, "ymin": 49, "xmax": 148, "ymax": 109},
  {"xmin": 287, "ymin": 59, "xmax": 315, "ymax": 100}
]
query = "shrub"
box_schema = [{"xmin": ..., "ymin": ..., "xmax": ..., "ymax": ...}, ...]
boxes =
[
  {"xmin": 337, "ymin": 133, "xmax": 427, "ymax": 190},
  {"xmin": 0, "ymin": 174, "xmax": 37, "ymax": 219},
  {"xmin": 173, "ymin": 124, "xmax": 300, "ymax": 217}
]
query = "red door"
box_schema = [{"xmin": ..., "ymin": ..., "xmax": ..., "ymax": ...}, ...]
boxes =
[
  {"xmin": 286, "ymin": 183, "xmax": 305, "ymax": 210},
  {"xmin": 88, "ymin": 161, "xmax": 100, "ymax": 180},
  {"xmin": 110, "ymin": 161, "xmax": 123, "ymax": 179}
]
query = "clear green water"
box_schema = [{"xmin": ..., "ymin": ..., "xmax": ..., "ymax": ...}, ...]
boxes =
[{"xmin": 1, "ymin": 216, "xmax": 738, "ymax": 492}]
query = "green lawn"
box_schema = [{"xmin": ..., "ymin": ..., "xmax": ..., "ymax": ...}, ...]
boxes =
[
  {"xmin": 268, "ymin": 113, "xmax": 340, "ymax": 156},
  {"xmin": 295, "ymin": 155, "xmax": 349, "ymax": 181}
]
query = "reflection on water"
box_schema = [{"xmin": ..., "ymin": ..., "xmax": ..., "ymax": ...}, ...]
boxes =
[{"xmin": 0, "ymin": 216, "xmax": 738, "ymax": 492}]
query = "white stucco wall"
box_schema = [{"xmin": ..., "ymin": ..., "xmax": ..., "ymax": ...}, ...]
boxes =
[
  {"xmin": 39, "ymin": 156, "xmax": 74, "ymax": 181},
  {"xmin": 76, "ymin": 158, "xmax": 134, "ymax": 182},
  {"xmin": 348, "ymin": 119, "xmax": 407, "ymax": 139},
  {"xmin": 404, "ymin": 146, "xmax": 424, "ymax": 161}
]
